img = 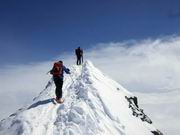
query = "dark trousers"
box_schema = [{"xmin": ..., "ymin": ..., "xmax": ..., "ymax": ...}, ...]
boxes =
[
  {"xmin": 53, "ymin": 76, "xmax": 63, "ymax": 99},
  {"xmin": 76, "ymin": 56, "xmax": 82, "ymax": 65}
]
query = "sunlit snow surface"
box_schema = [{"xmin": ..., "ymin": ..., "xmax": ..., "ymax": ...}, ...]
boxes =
[{"xmin": 0, "ymin": 61, "xmax": 160, "ymax": 135}]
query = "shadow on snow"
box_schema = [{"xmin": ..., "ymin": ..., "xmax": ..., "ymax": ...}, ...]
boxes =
[{"xmin": 28, "ymin": 98, "xmax": 55, "ymax": 109}]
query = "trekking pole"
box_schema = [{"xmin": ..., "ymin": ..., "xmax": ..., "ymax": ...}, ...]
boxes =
[
  {"xmin": 69, "ymin": 74, "xmax": 75, "ymax": 84},
  {"xmin": 81, "ymin": 55, "xmax": 83, "ymax": 64},
  {"xmin": 45, "ymin": 77, "xmax": 53, "ymax": 89}
]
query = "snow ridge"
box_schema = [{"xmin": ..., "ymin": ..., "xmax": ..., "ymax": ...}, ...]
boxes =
[{"xmin": 0, "ymin": 61, "xmax": 162, "ymax": 135}]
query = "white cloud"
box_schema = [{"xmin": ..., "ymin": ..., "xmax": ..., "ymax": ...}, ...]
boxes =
[
  {"xmin": 86, "ymin": 36, "xmax": 180, "ymax": 93},
  {"xmin": 0, "ymin": 36, "xmax": 180, "ymax": 134}
]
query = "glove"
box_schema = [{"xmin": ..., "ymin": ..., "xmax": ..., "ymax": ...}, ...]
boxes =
[{"xmin": 66, "ymin": 68, "xmax": 70, "ymax": 74}]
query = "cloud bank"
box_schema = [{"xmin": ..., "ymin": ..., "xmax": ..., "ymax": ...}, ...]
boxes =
[
  {"xmin": 0, "ymin": 36, "xmax": 180, "ymax": 134},
  {"xmin": 86, "ymin": 36, "xmax": 180, "ymax": 93}
]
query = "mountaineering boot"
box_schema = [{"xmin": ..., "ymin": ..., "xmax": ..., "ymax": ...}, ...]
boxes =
[
  {"xmin": 55, "ymin": 97, "xmax": 60, "ymax": 103},
  {"xmin": 55, "ymin": 97, "xmax": 64, "ymax": 103},
  {"xmin": 59, "ymin": 98, "xmax": 64, "ymax": 103}
]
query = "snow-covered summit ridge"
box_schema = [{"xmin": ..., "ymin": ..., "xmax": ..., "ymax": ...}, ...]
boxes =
[{"xmin": 0, "ymin": 60, "xmax": 162, "ymax": 135}]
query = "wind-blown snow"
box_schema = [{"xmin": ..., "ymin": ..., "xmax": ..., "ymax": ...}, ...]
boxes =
[{"xmin": 0, "ymin": 61, "xmax": 162, "ymax": 135}]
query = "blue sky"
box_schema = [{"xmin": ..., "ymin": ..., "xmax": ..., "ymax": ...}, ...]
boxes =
[{"xmin": 0, "ymin": 0, "xmax": 180, "ymax": 66}]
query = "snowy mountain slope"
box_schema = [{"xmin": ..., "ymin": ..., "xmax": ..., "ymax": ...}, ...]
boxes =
[{"xmin": 0, "ymin": 61, "xmax": 162, "ymax": 135}]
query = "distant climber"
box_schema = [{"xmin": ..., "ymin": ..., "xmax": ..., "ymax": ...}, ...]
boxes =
[
  {"xmin": 50, "ymin": 60, "xmax": 70, "ymax": 103},
  {"xmin": 75, "ymin": 47, "xmax": 83, "ymax": 65}
]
